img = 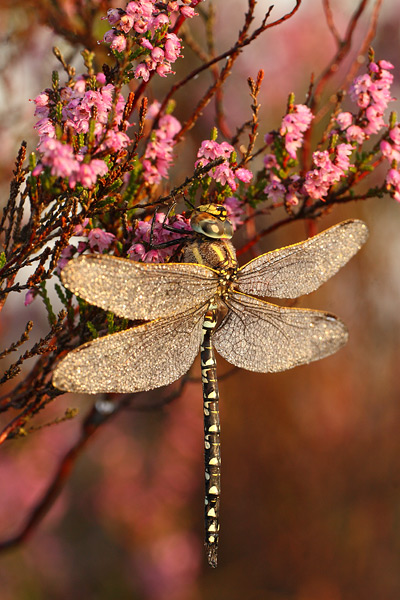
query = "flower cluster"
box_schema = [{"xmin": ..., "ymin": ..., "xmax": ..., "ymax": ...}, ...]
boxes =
[
  {"xmin": 32, "ymin": 73, "xmax": 130, "ymax": 188},
  {"xmin": 263, "ymin": 172, "xmax": 301, "ymax": 206},
  {"xmin": 143, "ymin": 107, "xmax": 182, "ymax": 184},
  {"xmin": 384, "ymin": 124, "xmax": 400, "ymax": 201},
  {"xmin": 336, "ymin": 60, "xmax": 395, "ymax": 143},
  {"xmin": 303, "ymin": 144, "xmax": 353, "ymax": 200},
  {"xmin": 279, "ymin": 104, "xmax": 313, "ymax": 159},
  {"xmin": 261, "ymin": 104, "xmax": 314, "ymax": 206},
  {"xmin": 333, "ymin": 59, "xmax": 400, "ymax": 203},
  {"xmin": 128, "ymin": 211, "xmax": 191, "ymax": 262},
  {"xmin": 262, "ymin": 58, "xmax": 399, "ymax": 205},
  {"xmin": 195, "ymin": 139, "xmax": 253, "ymax": 191},
  {"xmin": 58, "ymin": 220, "xmax": 116, "ymax": 272},
  {"xmin": 103, "ymin": 1, "xmax": 201, "ymax": 81}
]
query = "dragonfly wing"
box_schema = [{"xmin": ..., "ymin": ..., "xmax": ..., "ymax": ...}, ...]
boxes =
[
  {"xmin": 61, "ymin": 254, "xmax": 218, "ymax": 320},
  {"xmin": 53, "ymin": 304, "xmax": 207, "ymax": 393},
  {"xmin": 213, "ymin": 291, "xmax": 348, "ymax": 373},
  {"xmin": 237, "ymin": 220, "xmax": 368, "ymax": 298}
]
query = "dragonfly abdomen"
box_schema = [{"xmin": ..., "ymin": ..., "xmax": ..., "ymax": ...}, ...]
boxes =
[{"xmin": 201, "ymin": 308, "xmax": 221, "ymax": 568}]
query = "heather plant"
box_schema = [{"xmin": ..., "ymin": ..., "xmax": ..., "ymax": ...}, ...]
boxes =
[{"xmin": 0, "ymin": 0, "xmax": 398, "ymax": 592}]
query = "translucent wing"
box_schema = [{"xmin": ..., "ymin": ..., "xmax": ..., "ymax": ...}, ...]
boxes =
[
  {"xmin": 237, "ymin": 220, "xmax": 368, "ymax": 298},
  {"xmin": 61, "ymin": 254, "xmax": 218, "ymax": 320},
  {"xmin": 213, "ymin": 291, "xmax": 348, "ymax": 373},
  {"xmin": 53, "ymin": 304, "xmax": 207, "ymax": 393}
]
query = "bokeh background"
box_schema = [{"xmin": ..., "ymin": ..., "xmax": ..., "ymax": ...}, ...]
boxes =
[{"xmin": 1, "ymin": 1, "xmax": 400, "ymax": 598}]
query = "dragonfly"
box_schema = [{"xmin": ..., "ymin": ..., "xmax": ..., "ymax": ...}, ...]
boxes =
[{"xmin": 53, "ymin": 204, "xmax": 368, "ymax": 567}]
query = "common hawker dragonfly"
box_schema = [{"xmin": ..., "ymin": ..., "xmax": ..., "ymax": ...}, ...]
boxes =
[{"xmin": 53, "ymin": 204, "xmax": 368, "ymax": 567}]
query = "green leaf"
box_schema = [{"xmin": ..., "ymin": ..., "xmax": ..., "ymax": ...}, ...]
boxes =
[
  {"xmin": 39, "ymin": 282, "xmax": 56, "ymax": 326},
  {"xmin": 86, "ymin": 321, "xmax": 99, "ymax": 339}
]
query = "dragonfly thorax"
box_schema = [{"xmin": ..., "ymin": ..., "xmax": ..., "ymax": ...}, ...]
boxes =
[{"xmin": 181, "ymin": 237, "xmax": 238, "ymax": 276}]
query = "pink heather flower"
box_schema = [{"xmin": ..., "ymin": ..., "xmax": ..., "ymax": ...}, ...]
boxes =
[
  {"xmin": 128, "ymin": 243, "xmax": 146, "ymax": 261},
  {"xmin": 263, "ymin": 153, "xmax": 278, "ymax": 169},
  {"xmin": 218, "ymin": 141, "xmax": 235, "ymax": 158},
  {"xmin": 181, "ymin": 6, "xmax": 195, "ymax": 18},
  {"xmin": 389, "ymin": 125, "xmax": 400, "ymax": 146},
  {"xmin": 135, "ymin": 63, "xmax": 150, "ymax": 82},
  {"xmin": 38, "ymin": 138, "xmax": 79, "ymax": 178},
  {"xmin": 34, "ymin": 118, "xmax": 55, "ymax": 140},
  {"xmin": 32, "ymin": 164, "xmax": 44, "ymax": 177},
  {"xmin": 168, "ymin": 1, "xmax": 180, "ymax": 10},
  {"xmin": 379, "ymin": 59, "xmax": 394, "ymax": 70},
  {"xmin": 164, "ymin": 33, "xmax": 181, "ymax": 62},
  {"xmin": 128, "ymin": 213, "xmax": 191, "ymax": 262},
  {"xmin": 158, "ymin": 114, "xmax": 181, "ymax": 138},
  {"xmin": 74, "ymin": 78, "xmax": 87, "ymax": 94},
  {"xmin": 77, "ymin": 241, "xmax": 87, "ymax": 254},
  {"xmin": 224, "ymin": 197, "xmax": 245, "ymax": 230},
  {"xmin": 151, "ymin": 47, "xmax": 164, "ymax": 62},
  {"xmin": 195, "ymin": 139, "xmax": 252, "ymax": 191},
  {"xmin": 235, "ymin": 167, "xmax": 253, "ymax": 183},
  {"xmin": 73, "ymin": 218, "xmax": 90, "ymax": 236},
  {"xmin": 110, "ymin": 34, "xmax": 127, "ymax": 52},
  {"xmin": 264, "ymin": 175, "xmax": 286, "ymax": 203},
  {"xmin": 280, "ymin": 104, "xmax": 313, "ymax": 159},
  {"xmin": 88, "ymin": 229, "xmax": 115, "ymax": 252},
  {"xmin": 126, "ymin": 1, "xmax": 154, "ymax": 19},
  {"xmin": 303, "ymin": 145, "xmax": 352, "ymax": 200},
  {"xmin": 351, "ymin": 73, "xmax": 374, "ymax": 98},
  {"xmin": 101, "ymin": 130, "xmax": 130, "ymax": 152},
  {"xmin": 32, "ymin": 93, "xmax": 49, "ymax": 118},
  {"xmin": 386, "ymin": 168, "xmax": 400, "ymax": 187},
  {"xmin": 336, "ymin": 112, "xmax": 353, "ymax": 130},
  {"xmin": 197, "ymin": 140, "xmax": 220, "ymax": 160},
  {"xmin": 197, "ymin": 140, "xmax": 234, "ymax": 161},
  {"xmin": 380, "ymin": 140, "xmax": 400, "ymax": 163},
  {"xmin": 147, "ymin": 101, "xmax": 161, "ymax": 119},
  {"xmin": 103, "ymin": 30, "xmax": 118, "ymax": 44},
  {"xmin": 312, "ymin": 150, "xmax": 334, "ymax": 171},
  {"xmin": 386, "ymin": 168, "xmax": 400, "ymax": 202},
  {"xmin": 364, "ymin": 105, "xmax": 386, "ymax": 135},
  {"xmin": 143, "ymin": 249, "xmax": 162, "ymax": 262},
  {"xmin": 152, "ymin": 13, "xmax": 169, "ymax": 28},
  {"xmin": 143, "ymin": 114, "xmax": 182, "ymax": 185},
  {"xmin": 335, "ymin": 143, "xmax": 353, "ymax": 170},
  {"xmin": 350, "ymin": 59, "xmax": 394, "ymax": 117},
  {"xmin": 346, "ymin": 125, "xmax": 365, "ymax": 144},
  {"xmin": 285, "ymin": 188, "xmax": 299, "ymax": 206},
  {"xmin": 57, "ymin": 244, "xmax": 75, "ymax": 271},
  {"xmin": 303, "ymin": 170, "xmax": 331, "ymax": 200},
  {"xmin": 156, "ymin": 63, "xmax": 172, "ymax": 77},
  {"xmin": 141, "ymin": 38, "xmax": 153, "ymax": 50},
  {"xmin": 120, "ymin": 14, "xmax": 134, "ymax": 33},
  {"xmin": 133, "ymin": 17, "xmax": 150, "ymax": 34},
  {"xmin": 264, "ymin": 132, "xmax": 274, "ymax": 146},
  {"xmin": 106, "ymin": 8, "xmax": 122, "ymax": 25},
  {"xmin": 24, "ymin": 289, "xmax": 37, "ymax": 306},
  {"xmin": 213, "ymin": 163, "xmax": 236, "ymax": 189},
  {"xmin": 75, "ymin": 159, "xmax": 108, "ymax": 188},
  {"xmin": 96, "ymin": 73, "xmax": 106, "ymax": 85}
]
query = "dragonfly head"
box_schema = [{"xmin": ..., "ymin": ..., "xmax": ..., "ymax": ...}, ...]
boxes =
[{"xmin": 190, "ymin": 204, "xmax": 234, "ymax": 240}]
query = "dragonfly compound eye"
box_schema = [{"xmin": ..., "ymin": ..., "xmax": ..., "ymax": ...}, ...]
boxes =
[{"xmin": 191, "ymin": 208, "xmax": 234, "ymax": 240}]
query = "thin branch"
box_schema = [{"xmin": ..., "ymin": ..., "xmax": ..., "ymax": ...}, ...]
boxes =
[
  {"xmin": 0, "ymin": 378, "xmax": 189, "ymax": 552},
  {"xmin": 154, "ymin": 1, "xmax": 302, "ymax": 141}
]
